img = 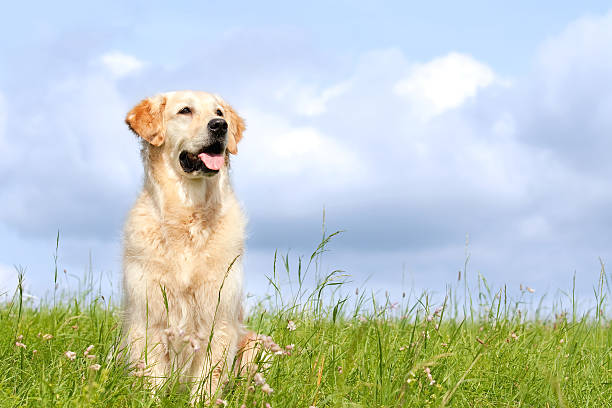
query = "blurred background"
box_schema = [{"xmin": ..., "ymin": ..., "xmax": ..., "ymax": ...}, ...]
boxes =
[{"xmin": 1, "ymin": 1, "xmax": 611, "ymax": 304}]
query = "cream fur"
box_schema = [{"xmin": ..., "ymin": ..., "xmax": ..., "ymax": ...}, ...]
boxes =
[{"xmin": 121, "ymin": 91, "xmax": 252, "ymax": 401}]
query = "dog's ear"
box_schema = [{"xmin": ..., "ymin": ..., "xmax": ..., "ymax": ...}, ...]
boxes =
[
  {"xmin": 222, "ymin": 102, "xmax": 245, "ymax": 155},
  {"xmin": 125, "ymin": 95, "xmax": 167, "ymax": 146}
]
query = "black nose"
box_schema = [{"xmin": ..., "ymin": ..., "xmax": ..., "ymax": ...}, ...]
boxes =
[{"xmin": 208, "ymin": 118, "xmax": 228, "ymax": 135}]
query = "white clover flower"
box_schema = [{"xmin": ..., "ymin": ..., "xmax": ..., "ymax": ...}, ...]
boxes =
[
  {"xmin": 254, "ymin": 373, "xmax": 266, "ymax": 386},
  {"xmin": 261, "ymin": 383, "xmax": 274, "ymax": 395},
  {"xmin": 65, "ymin": 351, "xmax": 76, "ymax": 361},
  {"xmin": 287, "ymin": 320, "xmax": 297, "ymax": 331}
]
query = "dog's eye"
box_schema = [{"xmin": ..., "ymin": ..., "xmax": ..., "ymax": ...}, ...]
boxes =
[
  {"xmin": 178, "ymin": 107, "xmax": 192, "ymax": 115},
  {"xmin": 216, "ymin": 109, "xmax": 223, "ymax": 117}
]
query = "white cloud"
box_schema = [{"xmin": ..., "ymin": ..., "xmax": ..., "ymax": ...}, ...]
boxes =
[
  {"xmin": 393, "ymin": 52, "xmax": 496, "ymax": 120},
  {"xmin": 0, "ymin": 264, "xmax": 18, "ymax": 297},
  {"xmin": 100, "ymin": 51, "xmax": 145, "ymax": 78},
  {"xmin": 234, "ymin": 108, "xmax": 362, "ymax": 217},
  {"xmin": 275, "ymin": 80, "xmax": 352, "ymax": 116}
]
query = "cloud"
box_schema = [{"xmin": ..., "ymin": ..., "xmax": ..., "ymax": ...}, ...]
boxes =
[
  {"xmin": 2, "ymin": 10, "xmax": 612, "ymax": 299},
  {"xmin": 100, "ymin": 51, "xmax": 145, "ymax": 78},
  {"xmin": 0, "ymin": 72, "xmax": 142, "ymax": 240},
  {"xmin": 274, "ymin": 80, "xmax": 353, "ymax": 116},
  {"xmin": 393, "ymin": 52, "xmax": 497, "ymax": 120},
  {"xmin": 0, "ymin": 264, "xmax": 18, "ymax": 297}
]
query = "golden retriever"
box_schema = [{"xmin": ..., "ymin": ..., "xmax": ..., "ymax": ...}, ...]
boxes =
[{"xmin": 121, "ymin": 90, "xmax": 257, "ymax": 401}]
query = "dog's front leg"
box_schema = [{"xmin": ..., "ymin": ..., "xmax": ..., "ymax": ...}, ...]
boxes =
[
  {"xmin": 125, "ymin": 323, "xmax": 171, "ymax": 390},
  {"xmin": 188, "ymin": 324, "xmax": 239, "ymax": 404}
]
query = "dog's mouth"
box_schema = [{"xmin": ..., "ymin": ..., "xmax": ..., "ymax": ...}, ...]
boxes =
[{"xmin": 179, "ymin": 142, "xmax": 225, "ymax": 175}]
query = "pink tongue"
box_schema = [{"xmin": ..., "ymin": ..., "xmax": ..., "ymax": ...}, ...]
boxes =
[{"xmin": 198, "ymin": 152, "xmax": 224, "ymax": 170}]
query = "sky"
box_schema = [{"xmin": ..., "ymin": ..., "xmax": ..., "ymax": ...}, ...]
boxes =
[{"xmin": 1, "ymin": 1, "xmax": 612, "ymax": 305}]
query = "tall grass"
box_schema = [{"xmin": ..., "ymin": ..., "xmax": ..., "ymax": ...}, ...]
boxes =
[{"xmin": 0, "ymin": 231, "xmax": 610, "ymax": 407}]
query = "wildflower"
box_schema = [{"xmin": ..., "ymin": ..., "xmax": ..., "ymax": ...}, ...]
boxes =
[
  {"xmin": 426, "ymin": 315, "xmax": 433, "ymax": 322},
  {"xmin": 84, "ymin": 345, "xmax": 94, "ymax": 356},
  {"xmin": 240, "ymin": 405, "xmax": 247, "ymax": 408},
  {"xmin": 337, "ymin": 366, "xmax": 343, "ymax": 373},
  {"xmin": 215, "ymin": 399, "xmax": 227, "ymax": 406},
  {"xmin": 510, "ymin": 332, "xmax": 518, "ymax": 340},
  {"xmin": 86, "ymin": 354, "xmax": 97, "ymax": 360},
  {"xmin": 15, "ymin": 342, "xmax": 26, "ymax": 349},
  {"xmin": 399, "ymin": 346, "xmax": 405, "ymax": 351},
  {"xmin": 190, "ymin": 337, "xmax": 200, "ymax": 352},
  {"xmin": 89, "ymin": 364, "xmax": 101, "ymax": 371},
  {"xmin": 265, "ymin": 403, "xmax": 271, "ymax": 408},
  {"xmin": 433, "ymin": 307, "xmax": 443, "ymax": 316},
  {"xmin": 42, "ymin": 334, "xmax": 53, "ymax": 341},
  {"xmin": 287, "ymin": 320, "xmax": 296, "ymax": 331},
  {"xmin": 441, "ymin": 342, "xmax": 448, "ymax": 347},
  {"xmin": 254, "ymin": 373, "xmax": 266, "ymax": 386},
  {"xmin": 526, "ymin": 286, "xmax": 535, "ymax": 293},
  {"xmin": 65, "ymin": 351, "xmax": 76, "ymax": 361},
  {"xmin": 358, "ymin": 316, "xmax": 367, "ymax": 323},
  {"xmin": 16, "ymin": 334, "xmax": 23, "ymax": 341},
  {"xmin": 559, "ymin": 338, "xmax": 565, "ymax": 344},
  {"xmin": 261, "ymin": 383, "xmax": 273, "ymax": 395},
  {"xmin": 285, "ymin": 344, "xmax": 295, "ymax": 351},
  {"xmin": 424, "ymin": 367, "xmax": 435, "ymax": 385},
  {"xmin": 32, "ymin": 349, "xmax": 38, "ymax": 355},
  {"xmin": 389, "ymin": 302, "xmax": 399, "ymax": 311},
  {"xmin": 71, "ymin": 325, "xmax": 79, "ymax": 330}
]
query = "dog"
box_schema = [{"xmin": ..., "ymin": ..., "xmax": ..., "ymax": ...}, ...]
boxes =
[{"xmin": 121, "ymin": 90, "xmax": 257, "ymax": 401}]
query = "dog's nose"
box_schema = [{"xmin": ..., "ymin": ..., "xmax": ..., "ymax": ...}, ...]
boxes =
[{"xmin": 208, "ymin": 118, "xmax": 228, "ymax": 135}]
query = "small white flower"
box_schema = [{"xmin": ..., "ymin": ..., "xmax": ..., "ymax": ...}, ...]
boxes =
[
  {"xmin": 287, "ymin": 320, "xmax": 296, "ymax": 331},
  {"xmin": 86, "ymin": 354, "xmax": 97, "ymax": 360},
  {"xmin": 65, "ymin": 351, "xmax": 76, "ymax": 361},
  {"xmin": 261, "ymin": 383, "xmax": 274, "ymax": 395},
  {"xmin": 16, "ymin": 334, "xmax": 23, "ymax": 341},
  {"xmin": 15, "ymin": 342, "xmax": 26, "ymax": 349},
  {"xmin": 190, "ymin": 337, "xmax": 200, "ymax": 351},
  {"xmin": 254, "ymin": 373, "xmax": 266, "ymax": 386},
  {"xmin": 89, "ymin": 363, "xmax": 101, "ymax": 371},
  {"xmin": 285, "ymin": 344, "xmax": 295, "ymax": 351},
  {"xmin": 42, "ymin": 334, "xmax": 53, "ymax": 341}
]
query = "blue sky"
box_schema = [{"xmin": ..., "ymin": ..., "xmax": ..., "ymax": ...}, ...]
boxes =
[{"xmin": 1, "ymin": 1, "xmax": 612, "ymax": 303}]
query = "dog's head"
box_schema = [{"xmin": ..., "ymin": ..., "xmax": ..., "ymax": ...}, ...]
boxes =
[{"xmin": 125, "ymin": 91, "xmax": 245, "ymax": 178}]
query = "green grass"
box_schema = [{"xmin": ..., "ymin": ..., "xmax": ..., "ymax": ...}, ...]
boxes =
[{"xmin": 1, "ymin": 237, "xmax": 611, "ymax": 407}]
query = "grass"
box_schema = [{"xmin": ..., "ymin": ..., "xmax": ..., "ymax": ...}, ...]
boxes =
[{"xmin": 0, "ymin": 233, "xmax": 611, "ymax": 407}]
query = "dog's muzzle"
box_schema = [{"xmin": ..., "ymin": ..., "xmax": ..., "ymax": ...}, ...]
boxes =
[{"xmin": 179, "ymin": 119, "xmax": 228, "ymax": 175}]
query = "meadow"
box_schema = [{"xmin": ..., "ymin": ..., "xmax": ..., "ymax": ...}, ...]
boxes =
[{"xmin": 1, "ymin": 233, "xmax": 610, "ymax": 407}]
